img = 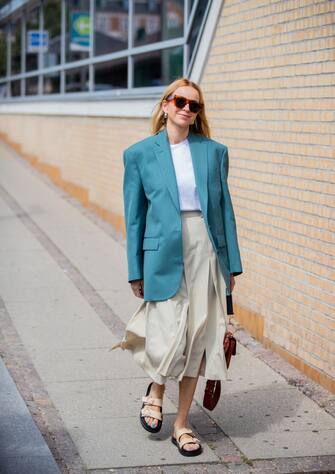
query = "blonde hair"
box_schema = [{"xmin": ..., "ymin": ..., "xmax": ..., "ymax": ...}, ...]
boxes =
[{"xmin": 150, "ymin": 77, "xmax": 211, "ymax": 138}]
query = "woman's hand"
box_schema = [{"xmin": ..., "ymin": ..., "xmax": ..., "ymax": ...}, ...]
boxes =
[
  {"xmin": 230, "ymin": 274, "xmax": 235, "ymax": 292},
  {"xmin": 130, "ymin": 279, "xmax": 144, "ymax": 298}
]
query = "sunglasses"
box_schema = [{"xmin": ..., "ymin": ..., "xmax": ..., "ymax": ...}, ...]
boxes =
[{"xmin": 166, "ymin": 94, "xmax": 202, "ymax": 114}]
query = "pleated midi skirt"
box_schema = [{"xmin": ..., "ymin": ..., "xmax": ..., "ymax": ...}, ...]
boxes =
[{"xmin": 112, "ymin": 210, "xmax": 229, "ymax": 384}]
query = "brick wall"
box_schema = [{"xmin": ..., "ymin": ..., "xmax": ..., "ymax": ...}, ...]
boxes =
[
  {"xmin": 0, "ymin": 114, "xmax": 150, "ymax": 230},
  {"xmin": 201, "ymin": 0, "xmax": 335, "ymax": 384},
  {"xmin": 0, "ymin": 0, "xmax": 334, "ymax": 389}
]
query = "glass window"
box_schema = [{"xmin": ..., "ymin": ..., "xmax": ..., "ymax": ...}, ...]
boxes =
[
  {"xmin": 11, "ymin": 79, "xmax": 21, "ymax": 96},
  {"xmin": 134, "ymin": 0, "xmax": 184, "ymax": 47},
  {"xmin": 188, "ymin": 0, "xmax": 208, "ymax": 62},
  {"xmin": 0, "ymin": 82, "xmax": 9, "ymax": 98},
  {"xmin": 26, "ymin": 76, "xmax": 39, "ymax": 95},
  {"xmin": 11, "ymin": 18, "xmax": 21, "ymax": 75},
  {"xmin": 134, "ymin": 45, "xmax": 183, "ymax": 87},
  {"xmin": 94, "ymin": 58, "xmax": 127, "ymax": 90},
  {"xmin": 94, "ymin": 0, "xmax": 128, "ymax": 56},
  {"xmin": 26, "ymin": 8, "xmax": 39, "ymax": 72},
  {"xmin": 43, "ymin": 0, "xmax": 61, "ymax": 68},
  {"xmin": 0, "ymin": 27, "xmax": 7, "ymax": 78},
  {"xmin": 66, "ymin": 0, "xmax": 90, "ymax": 63},
  {"xmin": 0, "ymin": 0, "xmax": 211, "ymax": 99},
  {"xmin": 65, "ymin": 65, "xmax": 89, "ymax": 92},
  {"xmin": 43, "ymin": 71, "xmax": 60, "ymax": 93}
]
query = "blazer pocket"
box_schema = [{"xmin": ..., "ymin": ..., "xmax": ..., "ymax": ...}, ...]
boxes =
[
  {"xmin": 216, "ymin": 234, "xmax": 226, "ymax": 248},
  {"xmin": 142, "ymin": 237, "xmax": 160, "ymax": 250}
]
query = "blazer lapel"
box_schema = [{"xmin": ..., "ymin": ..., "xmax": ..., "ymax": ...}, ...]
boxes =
[
  {"xmin": 153, "ymin": 128, "xmax": 208, "ymax": 217},
  {"xmin": 153, "ymin": 128, "xmax": 180, "ymax": 213}
]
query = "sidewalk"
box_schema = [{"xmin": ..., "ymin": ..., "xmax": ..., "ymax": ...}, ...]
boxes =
[{"xmin": 0, "ymin": 139, "xmax": 334, "ymax": 474}]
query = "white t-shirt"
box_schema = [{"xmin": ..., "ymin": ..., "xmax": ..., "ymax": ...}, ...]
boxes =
[{"xmin": 170, "ymin": 138, "xmax": 202, "ymax": 211}]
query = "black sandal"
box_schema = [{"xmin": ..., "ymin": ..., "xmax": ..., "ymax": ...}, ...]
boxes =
[
  {"xmin": 171, "ymin": 427, "xmax": 203, "ymax": 456},
  {"xmin": 139, "ymin": 382, "xmax": 163, "ymax": 433}
]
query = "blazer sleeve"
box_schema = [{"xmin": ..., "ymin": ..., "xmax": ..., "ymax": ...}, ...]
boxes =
[
  {"xmin": 123, "ymin": 148, "xmax": 148, "ymax": 282},
  {"xmin": 220, "ymin": 146, "xmax": 243, "ymax": 277}
]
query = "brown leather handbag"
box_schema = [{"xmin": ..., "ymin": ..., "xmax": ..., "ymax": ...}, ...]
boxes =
[
  {"xmin": 203, "ymin": 331, "xmax": 236, "ymax": 410},
  {"xmin": 203, "ymin": 294, "xmax": 237, "ymax": 411}
]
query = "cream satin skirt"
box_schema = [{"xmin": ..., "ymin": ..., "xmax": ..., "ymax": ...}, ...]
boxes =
[{"xmin": 112, "ymin": 210, "xmax": 229, "ymax": 384}]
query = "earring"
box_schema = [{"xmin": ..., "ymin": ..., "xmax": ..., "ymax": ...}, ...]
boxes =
[{"xmin": 164, "ymin": 112, "xmax": 168, "ymax": 119}]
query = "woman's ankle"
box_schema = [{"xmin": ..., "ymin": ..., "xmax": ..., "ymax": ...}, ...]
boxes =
[
  {"xmin": 151, "ymin": 382, "xmax": 165, "ymax": 396},
  {"xmin": 174, "ymin": 419, "xmax": 188, "ymax": 431}
]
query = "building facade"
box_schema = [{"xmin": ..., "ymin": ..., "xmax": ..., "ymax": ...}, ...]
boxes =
[{"xmin": 0, "ymin": 0, "xmax": 334, "ymax": 393}]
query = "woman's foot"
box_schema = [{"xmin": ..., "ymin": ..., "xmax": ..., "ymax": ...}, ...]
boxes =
[
  {"xmin": 173, "ymin": 426, "xmax": 201, "ymax": 451},
  {"xmin": 172, "ymin": 426, "xmax": 202, "ymax": 456},
  {"xmin": 141, "ymin": 382, "xmax": 165, "ymax": 430}
]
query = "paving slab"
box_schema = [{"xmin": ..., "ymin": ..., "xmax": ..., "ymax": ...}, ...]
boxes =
[
  {"xmin": 5, "ymin": 298, "xmax": 114, "ymax": 350},
  {"xmin": 1, "ymin": 283, "xmax": 88, "ymax": 304},
  {"xmin": 67, "ymin": 414, "xmax": 219, "ymax": 469},
  {"xmin": 222, "ymin": 344, "xmax": 287, "ymax": 389},
  {"xmin": 214, "ymin": 386, "xmax": 335, "ymax": 435},
  {"xmin": 27, "ymin": 346, "xmax": 142, "ymax": 383},
  {"xmin": 46, "ymin": 378, "xmax": 177, "ymax": 422},
  {"xmin": 194, "ymin": 345, "xmax": 335, "ymax": 460},
  {"xmin": 231, "ymin": 429, "xmax": 335, "ymax": 460},
  {"xmin": 34, "ymin": 227, "xmax": 128, "ymax": 291}
]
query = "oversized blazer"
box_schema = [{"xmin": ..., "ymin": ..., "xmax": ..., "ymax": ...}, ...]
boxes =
[{"xmin": 122, "ymin": 127, "xmax": 243, "ymax": 302}]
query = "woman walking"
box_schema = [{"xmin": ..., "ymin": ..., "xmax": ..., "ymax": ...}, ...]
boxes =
[{"xmin": 112, "ymin": 77, "xmax": 243, "ymax": 456}]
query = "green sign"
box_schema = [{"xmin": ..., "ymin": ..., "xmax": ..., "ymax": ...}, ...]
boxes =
[{"xmin": 70, "ymin": 12, "xmax": 90, "ymax": 51}]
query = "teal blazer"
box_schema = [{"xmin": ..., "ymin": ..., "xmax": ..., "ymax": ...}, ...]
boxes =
[{"xmin": 123, "ymin": 127, "xmax": 243, "ymax": 301}]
